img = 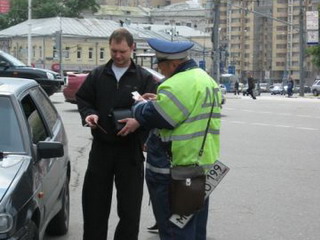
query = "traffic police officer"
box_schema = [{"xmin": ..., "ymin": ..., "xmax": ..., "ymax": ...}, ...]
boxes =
[{"xmin": 120, "ymin": 38, "xmax": 222, "ymax": 240}]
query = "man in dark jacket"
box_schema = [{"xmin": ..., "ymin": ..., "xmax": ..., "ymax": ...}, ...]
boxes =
[
  {"xmin": 246, "ymin": 73, "xmax": 256, "ymax": 99},
  {"xmin": 76, "ymin": 28, "xmax": 157, "ymax": 240}
]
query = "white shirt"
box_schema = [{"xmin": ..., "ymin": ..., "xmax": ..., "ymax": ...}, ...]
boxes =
[{"xmin": 112, "ymin": 63, "xmax": 129, "ymax": 82}]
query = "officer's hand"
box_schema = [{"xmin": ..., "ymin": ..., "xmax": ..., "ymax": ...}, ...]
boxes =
[
  {"xmin": 85, "ymin": 114, "xmax": 98, "ymax": 129},
  {"xmin": 142, "ymin": 93, "xmax": 157, "ymax": 100},
  {"xmin": 117, "ymin": 118, "xmax": 140, "ymax": 136}
]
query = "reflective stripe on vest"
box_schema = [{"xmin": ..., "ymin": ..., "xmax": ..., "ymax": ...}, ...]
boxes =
[{"xmin": 146, "ymin": 162, "xmax": 170, "ymax": 174}]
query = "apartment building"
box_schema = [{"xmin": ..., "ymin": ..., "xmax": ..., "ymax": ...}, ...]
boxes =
[{"xmin": 221, "ymin": 0, "xmax": 319, "ymax": 85}]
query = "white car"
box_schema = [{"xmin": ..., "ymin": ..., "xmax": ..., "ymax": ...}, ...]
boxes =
[
  {"xmin": 219, "ymin": 84, "xmax": 226, "ymax": 104},
  {"xmin": 311, "ymin": 79, "xmax": 320, "ymax": 96}
]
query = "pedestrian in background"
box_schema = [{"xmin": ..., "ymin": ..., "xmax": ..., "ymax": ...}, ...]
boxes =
[
  {"xmin": 120, "ymin": 38, "xmax": 222, "ymax": 240},
  {"xmin": 76, "ymin": 28, "xmax": 157, "ymax": 240},
  {"xmin": 246, "ymin": 73, "xmax": 256, "ymax": 99},
  {"xmin": 287, "ymin": 76, "xmax": 294, "ymax": 97},
  {"xmin": 234, "ymin": 80, "xmax": 240, "ymax": 95}
]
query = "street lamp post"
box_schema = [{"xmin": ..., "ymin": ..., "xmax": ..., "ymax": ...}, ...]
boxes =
[{"xmin": 27, "ymin": 0, "xmax": 32, "ymax": 66}]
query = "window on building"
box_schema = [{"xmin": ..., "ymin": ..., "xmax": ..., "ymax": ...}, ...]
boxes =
[
  {"xmin": 100, "ymin": 48, "xmax": 105, "ymax": 59},
  {"xmin": 276, "ymin": 62, "xmax": 285, "ymax": 66},
  {"xmin": 32, "ymin": 46, "xmax": 36, "ymax": 58},
  {"xmin": 77, "ymin": 47, "xmax": 82, "ymax": 59},
  {"xmin": 89, "ymin": 47, "xmax": 93, "ymax": 59},
  {"xmin": 231, "ymin": 18, "xmax": 240, "ymax": 23},
  {"xmin": 276, "ymin": 53, "xmax": 286, "ymax": 58},
  {"xmin": 277, "ymin": 8, "xmax": 287, "ymax": 13},
  {"xmin": 39, "ymin": 46, "xmax": 42, "ymax": 58},
  {"xmin": 276, "ymin": 44, "xmax": 286, "ymax": 49},
  {"xmin": 65, "ymin": 47, "xmax": 70, "ymax": 59},
  {"xmin": 276, "ymin": 34, "xmax": 287, "ymax": 40}
]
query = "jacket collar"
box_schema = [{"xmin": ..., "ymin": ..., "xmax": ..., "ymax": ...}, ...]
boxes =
[
  {"xmin": 172, "ymin": 59, "xmax": 198, "ymax": 77},
  {"xmin": 104, "ymin": 58, "xmax": 138, "ymax": 75}
]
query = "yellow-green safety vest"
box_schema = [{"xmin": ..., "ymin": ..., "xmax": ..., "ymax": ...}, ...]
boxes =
[{"xmin": 152, "ymin": 68, "xmax": 222, "ymax": 167}]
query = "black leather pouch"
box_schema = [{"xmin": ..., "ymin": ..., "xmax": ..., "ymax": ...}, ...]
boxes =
[
  {"xmin": 170, "ymin": 165, "xmax": 206, "ymax": 216},
  {"xmin": 112, "ymin": 108, "xmax": 132, "ymax": 131}
]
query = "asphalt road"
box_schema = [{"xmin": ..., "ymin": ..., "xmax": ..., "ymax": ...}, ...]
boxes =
[{"xmin": 45, "ymin": 92, "xmax": 320, "ymax": 240}]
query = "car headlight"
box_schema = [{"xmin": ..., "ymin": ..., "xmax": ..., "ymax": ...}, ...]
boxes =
[
  {"xmin": 46, "ymin": 72, "xmax": 55, "ymax": 80},
  {"xmin": 0, "ymin": 214, "xmax": 13, "ymax": 233}
]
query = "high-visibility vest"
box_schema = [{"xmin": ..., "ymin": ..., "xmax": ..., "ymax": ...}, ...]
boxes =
[{"xmin": 153, "ymin": 68, "xmax": 221, "ymax": 166}]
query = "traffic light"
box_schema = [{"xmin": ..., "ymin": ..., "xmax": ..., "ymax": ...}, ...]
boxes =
[{"xmin": 53, "ymin": 31, "xmax": 62, "ymax": 51}]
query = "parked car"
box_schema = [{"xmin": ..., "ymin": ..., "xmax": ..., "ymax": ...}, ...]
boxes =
[
  {"xmin": 294, "ymin": 85, "xmax": 311, "ymax": 94},
  {"xmin": 311, "ymin": 79, "xmax": 320, "ymax": 96},
  {"xmin": 219, "ymin": 84, "xmax": 226, "ymax": 104},
  {"xmin": 0, "ymin": 50, "xmax": 64, "ymax": 96},
  {"xmin": 0, "ymin": 78, "xmax": 70, "ymax": 239},
  {"xmin": 270, "ymin": 84, "xmax": 285, "ymax": 95},
  {"xmin": 63, "ymin": 72, "xmax": 88, "ymax": 103},
  {"xmin": 258, "ymin": 82, "xmax": 269, "ymax": 92}
]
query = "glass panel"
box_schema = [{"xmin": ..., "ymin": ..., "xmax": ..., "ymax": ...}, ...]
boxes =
[{"xmin": 0, "ymin": 97, "xmax": 24, "ymax": 152}]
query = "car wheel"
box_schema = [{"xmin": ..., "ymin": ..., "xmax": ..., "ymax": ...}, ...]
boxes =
[
  {"xmin": 26, "ymin": 221, "xmax": 39, "ymax": 240},
  {"xmin": 313, "ymin": 89, "xmax": 319, "ymax": 96},
  {"xmin": 46, "ymin": 178, "xmax": 70, "ymax": 236}
]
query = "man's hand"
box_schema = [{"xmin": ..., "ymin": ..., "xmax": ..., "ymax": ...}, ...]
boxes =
[
  {"xmin": 85, "ymin": 114, "xmax": 99, "ymax": 129},
  {"xmin": 117, "ymin": 118, "xmax": 140, "ymax": 136}
]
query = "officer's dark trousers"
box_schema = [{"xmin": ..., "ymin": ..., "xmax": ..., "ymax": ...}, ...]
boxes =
[
  {"xmin": 82, "ymin": 140, "xmax": 144, "ymax": 240},
  {"xmin": 146, "ymin": 170, "xmax": 209, "ymax": 240}
]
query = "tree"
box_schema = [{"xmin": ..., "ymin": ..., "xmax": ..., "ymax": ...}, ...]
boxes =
[
  {"xmin": 306, "ymin": 46, "xmax": 320, "ymax": 69},
  {"xmin": 0, "ymin": 0, "xmax": 100, "ymax": 30}
]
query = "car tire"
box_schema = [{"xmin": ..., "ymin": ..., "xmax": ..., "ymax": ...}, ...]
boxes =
[
  {"xmin": 27, "ymin": 221, "xmax": 39, "ymax": 240},
  {"xmin": 313, "ymin": 89, "xmax": 319, "ymax": 96},
  {"xmin": 46, "ymin": 178, "xmax": 70, "ymax": 236}
]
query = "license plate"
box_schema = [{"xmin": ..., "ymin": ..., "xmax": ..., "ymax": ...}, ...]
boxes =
[{"xmin": 169, "ymin": 160, "xmax": 230, "ymax": 228}]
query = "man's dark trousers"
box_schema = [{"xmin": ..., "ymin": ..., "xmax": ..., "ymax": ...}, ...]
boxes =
[{"xmin": 82, "ymin": 140, "xmax": 144, "ymax": 240}]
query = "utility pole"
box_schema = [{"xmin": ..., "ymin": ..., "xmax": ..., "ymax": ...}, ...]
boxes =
[
  {"xmin": 299, "ymin": 0, "xmax": 305, "ymax": 96},
  {"xmin": 212, "ymin": 0, "xmax": 220, "ymax": 83},
  {"xmin": 27, "ymin": 0, "xmax": 32, "ymax": 66}
]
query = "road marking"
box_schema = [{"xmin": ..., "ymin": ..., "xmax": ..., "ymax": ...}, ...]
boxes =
[
  {"xmin": 223, "ymin": 120, "xmax": 319, "ymax": 131},
  {"xmin": 296, "ymin": 127, "xmax": 318, "ymax": 131}
]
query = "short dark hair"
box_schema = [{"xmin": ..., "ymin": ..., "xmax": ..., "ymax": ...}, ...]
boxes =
[{"xmin": 109, "ymin": 28, "xmax": 134, "ymax": 47}]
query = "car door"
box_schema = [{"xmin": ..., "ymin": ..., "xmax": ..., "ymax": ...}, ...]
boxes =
[
  {"xmin": 0, "ymin": 55, "xmax": 15, "ymax": 78},
  {"xmin": 20, "ymin": 87, "xmax": 67, "ymax": 226}
]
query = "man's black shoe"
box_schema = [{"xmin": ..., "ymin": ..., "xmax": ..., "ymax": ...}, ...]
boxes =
[{"xmin": 147, "ymin": 223, "xmax": 158, "ymax": 233}]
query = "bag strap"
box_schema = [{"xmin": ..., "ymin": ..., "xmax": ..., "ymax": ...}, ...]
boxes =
[{"xmin": 198, "ymin": 90, "xmax": 216, "ymax": 158}]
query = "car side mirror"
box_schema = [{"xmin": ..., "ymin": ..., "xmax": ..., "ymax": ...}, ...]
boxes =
[{"xmin": 37, "ymin": 141, "xmax": 64, "ymax": 158}]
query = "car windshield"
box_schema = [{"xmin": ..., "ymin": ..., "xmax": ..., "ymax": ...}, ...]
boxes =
[
  {"xmin": 0, "ymin": 96, "xmax": 25, "ymax": 153},
  {"xmin": 0, "ymin": 51, "xmax": 26, "ymax": 67}
]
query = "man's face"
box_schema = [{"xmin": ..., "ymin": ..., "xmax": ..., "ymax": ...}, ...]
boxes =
[
  {"xmin": 110, "ymin": 39, "xmax": 134, "ymax": 67},
  {"xmin": 158, "ymin": 60, "xmax": 175, "ymax": 78}
]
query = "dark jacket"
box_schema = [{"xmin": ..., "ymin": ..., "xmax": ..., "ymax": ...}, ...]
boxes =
[
  {"xmin": 76, "ymin": 59, "xmax": 157, "ymax": 144},
  {"xmin": 248, "ymin": 77, "xmax": 255, "ymax": 89}
]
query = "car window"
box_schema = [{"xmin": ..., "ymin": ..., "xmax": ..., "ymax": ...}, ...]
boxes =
[
  {"xmin": 0, "ymin": 96, "xmax": 25, "ymax": 152},
  {"xmin": 31, "ymin": 88, "xmax": 58, "ymax": 130},
  {"xmin": 0, "ymin": 51, "xmax": 26, "ymax": 66},
  {"xmin": 21, "ymin": 94, "xmax": 48, "ymax": 144}
]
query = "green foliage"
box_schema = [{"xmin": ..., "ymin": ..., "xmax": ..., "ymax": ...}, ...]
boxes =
[
  {"xmin": 306, "ymin": 45, "xmax": 320, "ymax": 69},
  {"xmin": 0, "ymin": 0, "xmax": 100, "ymax": 30}
]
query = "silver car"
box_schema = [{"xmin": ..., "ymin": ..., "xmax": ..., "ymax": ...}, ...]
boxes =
[{"xmin": 311, "ymin": 79, "xmax": 320, "ymax": 96}]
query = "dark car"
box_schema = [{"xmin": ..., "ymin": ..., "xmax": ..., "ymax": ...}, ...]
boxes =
[
  {"xmin": 0, "ymin": 78, "xmax": 70, "ymax": 239},
  {"xmin": 0, "ymin": 51, "xmax": 64, "ymax": 96}
]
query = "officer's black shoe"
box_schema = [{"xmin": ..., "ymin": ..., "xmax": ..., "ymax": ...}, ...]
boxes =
[{"xmin": 147, "ymin": 223, "xmax": 158, "ymax": 233}]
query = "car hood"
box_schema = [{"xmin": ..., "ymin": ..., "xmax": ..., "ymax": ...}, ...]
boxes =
[{"xmin": 0, "ymin": 155, "xmax": 25, "ymax": 201}]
